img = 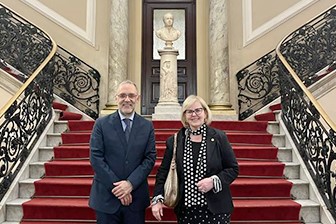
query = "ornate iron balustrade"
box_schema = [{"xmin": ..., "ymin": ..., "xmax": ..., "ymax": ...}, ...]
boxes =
[
  {"xmin": 51, "ymin": 47, "xmax": 100, "ymax": 119},
  {"xmin": 277, "ymin": 5, "xmax": 336, "ymax": 219},
  {"xmin": 236, "ymin": 51, "xmax": 280, "ymax": 120},
  {"xmin": 278, "ymin": 63, "xmax": 336, "ymax": 219},
  {"xmin": 0, "ymin": 5, "xmax": 52, "ymax": 76},
  {"xmin": 0, "ymin": 3, "xmax": 57, "ymax": 201},
  {"xmin": 0, "ymin": 67, "xmax": 55, "ymax": 201}
]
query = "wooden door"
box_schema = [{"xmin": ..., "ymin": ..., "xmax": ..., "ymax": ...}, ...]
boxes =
[{"xmin": 141, "ymin": 0, "xmax": 196, "ymax": 115}]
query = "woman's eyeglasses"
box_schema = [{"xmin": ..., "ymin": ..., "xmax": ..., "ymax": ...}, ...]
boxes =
[{"xmin": 185, "ymin": 107, "xmax": 204, "ymax": 116}]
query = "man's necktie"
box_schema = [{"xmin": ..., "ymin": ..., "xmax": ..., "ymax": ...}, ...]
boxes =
[{"xmin": 123, "ymin": 118, "xmax": 131, "ymax": 142}]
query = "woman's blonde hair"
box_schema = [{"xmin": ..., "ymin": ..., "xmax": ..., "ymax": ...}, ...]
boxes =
[{"xmin": 180, "ymin": 95, "xmax": 212, "ymax": 127}]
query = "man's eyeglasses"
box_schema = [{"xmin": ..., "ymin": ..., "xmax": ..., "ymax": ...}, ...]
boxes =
[
  {"xmin": 117, "ymin": 93, "xmax": 138, "ymax": 100},
  {"xmin": 185, "ymin": 107, "xmax": 204, "ymax": 116}
]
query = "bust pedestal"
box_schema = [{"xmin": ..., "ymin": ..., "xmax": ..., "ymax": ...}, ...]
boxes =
[{"xmin": 152, "ymin": 49, "xmax": 181, "ymax": 120}]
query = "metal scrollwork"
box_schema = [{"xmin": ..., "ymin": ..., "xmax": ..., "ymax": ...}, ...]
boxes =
[
  {"xmin": 279, "ymin": 59, "xmax": 336, "ymax": 218},
  {"xmin": 0, "ymin": 5, "xmax": 52, "ymax": 75},
  {"xmin": 237, "ymin": 51, "xmax": 280, "ymax": 120},
  {"xmin": 51, "ymin": 47, "xmax": 100, "ymax": 119},
  {"xmin": 0, "ymin": 68, "xmax": 54, "ymax": 200}
]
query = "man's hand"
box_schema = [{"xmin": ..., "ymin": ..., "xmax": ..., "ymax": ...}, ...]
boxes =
[
  {"xmin": 112, "ymin": 180, "xmax": 133, "ymax": 199},
  {"xmin": 120, "ymin": 193, "xmax": 132, "ymax": 206}
]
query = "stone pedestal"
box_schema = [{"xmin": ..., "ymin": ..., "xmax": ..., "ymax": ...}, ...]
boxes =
[{"xmin": 152, "ymin": 49, "xmax": 181, "ymax": 120}]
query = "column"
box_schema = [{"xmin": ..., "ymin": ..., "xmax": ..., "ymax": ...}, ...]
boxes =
[
  {"xmin": 208, "ymin": 0, "xmax": 236, "ymax": 118},
  {"xmin": 101, "ymin": 0, "xmax": 128, "ymax": 115}
]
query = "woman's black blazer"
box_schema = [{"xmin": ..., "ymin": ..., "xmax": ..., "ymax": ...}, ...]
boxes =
[{"xmin": 153, "ymin": 126, "xmax": 239, "ymax": 214}]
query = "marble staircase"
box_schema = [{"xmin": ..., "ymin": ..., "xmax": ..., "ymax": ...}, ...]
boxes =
[{"xmin": 0, "ymin": 104, "xmax": 334, "ymax": 223}]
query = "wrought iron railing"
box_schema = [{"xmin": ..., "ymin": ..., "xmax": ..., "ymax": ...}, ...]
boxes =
[
  {"xmin": 51, "ymin": 46, "xmax": 100, "ymax": 119},
  {"xmin": 236, "ymin": 51, "xmax": 280, "ymax": 120},
  {"xmin": 276, "ymin": 4, "xmax": 336, "ymax": 220},
  {"xmin": 0, "ymin": 3, "xmax": 57, "ymax": 201}
]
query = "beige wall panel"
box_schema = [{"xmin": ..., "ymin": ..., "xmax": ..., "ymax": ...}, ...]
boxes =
[
  {"xmin": 318, "ymin": 88, "xmax": 336, "ymax": 124},
  {"xmin": 252, "ymin": 0, "xmax": 300, "ymax": 28},
  {"xmin": 39, "ymin": 0, "xmax": 87, "ymax": 29},
  {"xmin": 0, "ymin": 70, "xmax": 21, "ymax": 110}
]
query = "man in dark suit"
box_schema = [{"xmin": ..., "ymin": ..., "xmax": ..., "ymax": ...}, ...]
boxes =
[{"xmin": 89, "ymin": 80, "xmax": 156, "ymax": 224}]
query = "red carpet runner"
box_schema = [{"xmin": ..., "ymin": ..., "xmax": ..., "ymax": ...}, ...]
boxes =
[{"xmin": 20, "ymin": 102, "xmax": 302, "ymax": 224}]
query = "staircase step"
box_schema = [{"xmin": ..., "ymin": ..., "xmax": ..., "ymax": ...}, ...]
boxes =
[
  {"xmin": 6, "ymin": 198, "xmax": 30, "ymax": 221},
  {"xmin": 34, "ymin": 178, "xmax": 92, "ymax": 197},
  {"xmin": 232, "ymin": 199, "xmax": 301, "ymax": 221},
  {"xmin": 151, "ymin": 160, "xmax": 286, "ymax": 177},
  {"xmin": 52, "ymin": 102, "xmax": 68, "ymax": 111},
  {"xmin": 283, "ymin": 162, "xmax": 300, "ymax": 179},
  {"xmin": 267, "ymin": 121, "xmax": 280, "ymax": 134},
  {"xmin": 44, "ymin": 160, "xmax": 93, "ymax": 176},
  {"xmin": 270, "ymin": 103, "xmax": 282, "ymax": 111},
  {"xmin": 61, "ymin": 132, "xmax": 91, "ymax": 144},
  {"xmin": 152, "ymin": 120, "xmax": 269, "ymax": 132},
  {"xmin": 148, "ymin": 177, "xmax": 293, "ymax": 198},
  {"xmin": 289, "ymin": 179, "xmax": 309, "ymax": 200},
  {"xmin": 21, "ymin": 198, "xmax": 95, "ymax": 220},
  {"xmin": 272, "ymin": 133, "xmax": 286, "ymax": 147},
  {"xmin": 155, "ymin": 144, "xmax": 279, "ymax": 160},
  {"xmin": 296, "ymin": 199, "xmax": 321, "ymax": 223},
  {"xmin": 53, "ymin": 120, "xmax": 68, "ymax": 133},
  {"xmin": 59, "ymin": 111, "xmax": 83, "ymax": 121},
  {"xmin": 67, "ymin": 120, "xmax": 95, "ymax": 131},
  {"xmin": 46, "ymin": 133, "xmax": 62, "ymax": 147},
  {"xmin": 19, "ymin": 179, "xmax": 37, "ymax": 199},
  {"xmin": 238, "ymin": 161, "xmax": 285, "ymax": 177},
  {"xmin": 29, "ymin": 162, "xmax": 46, "ymax": 179},
  {"xmin": 255, "ymin": 111, "xmax": 276, "ymax": 121},
  {"xmin": 53, "ymin": 145, "xmax": 90, "ymax": 159},
  {"xmin": 38, "ymin": 146, "xmax": 54, "ymax": 162},
  {"xmin": 277, "ymin": 147, "xmax": 293, "ymax": 162}
]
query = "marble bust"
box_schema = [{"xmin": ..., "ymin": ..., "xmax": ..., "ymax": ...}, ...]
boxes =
[{"xmin": 156, "ymin": 12, "xmax": 181, "ymax": 49}]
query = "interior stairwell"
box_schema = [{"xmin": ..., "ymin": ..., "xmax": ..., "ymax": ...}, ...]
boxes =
[{"xmin": 0, "ymin": 98, "xmax": 330, "ymax": 224}]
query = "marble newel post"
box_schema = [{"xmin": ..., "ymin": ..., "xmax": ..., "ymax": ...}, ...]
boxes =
[
  {"xmin": 101, "ymin": 0, "xmax": 128, "ymax": 115},
  {"xmin": 152, "ymin": 12, "xmax": 182, "ymax": 120},
  {"xmin": 208, "ymin": 0, "xmax": 236, "ymax": 119}
]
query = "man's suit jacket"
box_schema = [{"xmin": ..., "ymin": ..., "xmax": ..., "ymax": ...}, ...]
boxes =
[
  {"xmin": 153, "ymin": 126, "xmax": 239, "ymax": 214},
  {"xmin": 89, "ymin": 111, "xmax": 156, "ymax": 214}
]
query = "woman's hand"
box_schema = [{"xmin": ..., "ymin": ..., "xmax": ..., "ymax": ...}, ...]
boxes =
[
  {"xmin": 196, "ymin": 177, "xmax": 214, "ymax": 193},
  {"xmin": 151, "ymin": 202, "xmax": 164, "ymax": 221}
]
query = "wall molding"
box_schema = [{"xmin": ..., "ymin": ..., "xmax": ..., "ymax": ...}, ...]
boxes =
[
  {"xmin": 242, "ymin": 0, "xmax": 318, "ymax": 47},
  {"xmin": 21, "ymin": 0, "xmax": 96, "ymax": 46}
]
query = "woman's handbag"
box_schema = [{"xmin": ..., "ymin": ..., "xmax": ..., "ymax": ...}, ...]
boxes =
[{"xmin": 163, "ymin": 133, "xmax": 179, "ymax": 207}]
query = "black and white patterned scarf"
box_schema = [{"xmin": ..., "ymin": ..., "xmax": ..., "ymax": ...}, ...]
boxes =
[{"xmin": 183, "ymin": 123, "xmax": 207, "ymax": 207}]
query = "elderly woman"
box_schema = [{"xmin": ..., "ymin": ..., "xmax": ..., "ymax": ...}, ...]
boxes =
[{"xmin": 151, "ymin": 95, "xmax": 239, "ymax": 224}]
